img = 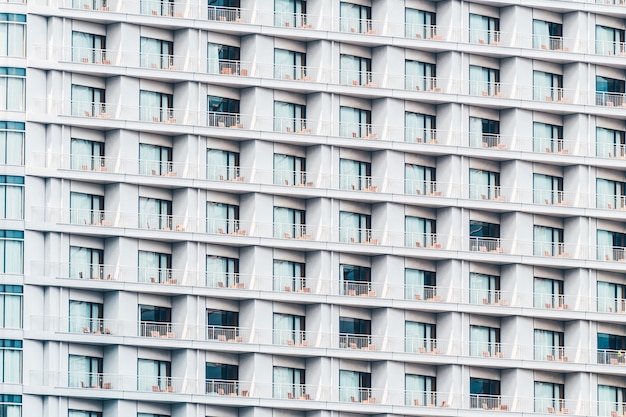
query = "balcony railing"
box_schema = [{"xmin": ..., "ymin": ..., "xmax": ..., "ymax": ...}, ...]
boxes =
[
  {"xmin": 596, "ymin": 91, "xmax": 626, "ymax": 107},
  {"xmin": 469, "ymin": 341, "xmax": 507, "ymax": 358},
  {"xmin": 404, "ymin": 337, "xmax": 442, "ymax": 354},
  {"xmin": 469, "ymin": 237, "xmax": 504, "ymax": 254},
  {"xmin": 597, "ymin": 296, "xmax": 626, "ymax": 314},
  {"xmin": 205, "ymin": 379, "xmax": 250, "ymax": 396},
  {"xmin": 597, "ymin": 349, "xmax": 626, "ymax": 365},
  {"xmin": 533, "ymin": 35, "xmax": 565, "ymax": 51},
  {"xmin": 273, "ymin": 383, "xmax": 318, "ymax": 400},
  {"xmin": 470, "ymin": 394, "xmax": 511, "ymax": 411},
  {"xmin": 339, "ymin": 122, "xmax": 379, "ymax": 140},
  {"xmin": 138, "ymin": 320, "xmax": 180, "ymax": 338},
  {"xmin": 274, "ymin": 117, "xmax": 310, "ymax": 134},
  {"xmin": 208, "ymin": 59, "xmax": 250, "ymax": 76},
  {"xmin": 469, "ymin": 29, "xmax": 501, "ymax": 46},
  {"xmin": 338, "ymin": 386, "xmax": 379, "ymax": 403},
  {"xmin": 533, "ymin": 345, "xmax": 571, "ymax": 362},
  {"xmin": 339, "ymin": 280, "xmax": 378, "ymax": 297},
  {"xmin": 469, "ymin": 288, "xmax": 508, "ymax": 306},
  {"xmin": 405, "ymin": 284, "xmax": 440, "ymax": 302},
  {"xmin": 339, "ymin": 333, "xmax": 377, "ymax": 350},
  {"xmin": 272, "ymin": 329, "xmax": 309, "ymax": 346},
  {"xmin": 469, "ymin": 185, "xmax": 506, "ymax": 201},
  {"xmin": 596, "ymin": 39, "xmax": 626, "ymax": 56}
]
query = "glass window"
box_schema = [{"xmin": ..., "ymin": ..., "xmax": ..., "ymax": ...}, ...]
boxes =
[
  {"xmin": 205, "ymin": 363, "xmax": 239, "ymax": 395},
  {"xmin": 274, "ymin": 48, "xmax": 306, "ymax": 80},
  {"xmin": 469, "ymin": 273, "xmax": 500, "ymax": 304},
  {"xmin": 0, "ymin": 285, "xmax": 22, "ymax": 328},
  {"xmin": 598, "ymin": 385, "xmax": 626, "ymax": 417},
  {"xmin": 69, "ymin": 246, "xmax": 103, "ymax": 280},
  {"xmin": 139, "ymin": 143, "xmax": 172, "ymax": 176},
  {"xmin": 405, "ymin": 163, "xmax": 436, "ymax": 195},
  {"xmin": 208, "ymin": 96, "xmax": 241, "ymax": 127},
  {"xmin": 405, "ymin": 111, "xmax": 436, "ymax": 143},
  {"xmin": 596, "ymin": 25, "xmax": 625, "ymax": 55},
  {"xmin": 597, "ymin": 333, "xmax": 626, "ymax": 364},
  {"xmin": 596, "ymin": 76, "xmax": 626, "ymax": 106},
  {"xmin": 469, "ymin": 169, "xmax": 500, "ymax": 200},
  {"xmin": 0, "ymin": 339, "xmax": 21, "ymax": 383},
  {"xmin": 405, "ymin": 60, "xmax": 436, "ymax": 91},
  {"xmin": 273, "ymin": 153, "xmax": 305, "ymax": 186},
  {"xmin": 71, "ymin": 138, "xmax": 104, "ymax": 171},
  {"xmin": 469, "ymin": 65, "xmax": 500, "ymax": 96},
  {"xmin": 206, "ymin": 255, "xmax": 238, "ymax": 287},
  {"xmin": 339, "ymin": 264, "xmax": 371, "ymax": 296},
  {"xmin": 405, "ymin": 321, "xmax": 436, "ymax": 352},
  {"xmin": 534, "ymin": 174, "xmax": 564, "ymax": 205},
  {"xmin": 273, "ymin": 259, "xmax": 306, "ymax": 292},
  {"xmin": 470, "ymin": 325, "xmax": 500, "ymax": 357},
  {"xmin": 597, "ymin": 281, "xmax": 626, "ymax": 313},
  {"xmin": 275, "ymin": 0, "xmax": 306, "ymax": 27},
  {"xmin": 71, "ymin": 84, "xmax": 105, "ymax": 117},
  {"xmin": 469, "ymin": 117, "xmax": 500, "ymax": 148},
  {"xmin": 137, "ymin": 359, "xmax": 171, "ymax": 392},
  {"xmin": 0, "ymin": 230, "xmax": 22, "ymax": 274},
  {"xmin": 534, "ymin": 71, "xmax": 563, "ymax": 101},
  {"xmin": 139, "ymin": 90, "xmax": 173, "ymax": 122},
  {"xmin": 405, "ymin": 216, "xmax": 436, "ymax": 247},
  {"xmin": 139, "ymin": 305, "xmax": 171, "ymax": 323},
  {"xmin": 0, "ymin": 176, "xmax": 22, "ymax": 219},
  {"xmin": 469, "ymin": 14, "xmax": 500, "ymax": 44},
  {"xmin": 340, "ymin": 2, "xmax": 372, "ymax": 34},
  {"xmin": 596, "ymin": 126, "xmax": 626, "ymax": 158},
  {"xmin": 405, "ymin": 268, "xmax": 436, "ymax": 300},
  {"xmin": 533, "ymin": 225, "xmax": 564, "ymax": 256},
  {"xmin": 534, "ymin": 382, "xmax": 565, "ymax": 413},
  {"xmin": 340, "ymin": 106, "xmax": 371, "ymax": 138},
  {"xmin": 70, "ymin": 192, "xmax": 104, "ymax": 225},
  {"xmin": 0, "ymin": 14, "xmax": 26, "ymax": 57},
  {"xmin": 208, "ymin": 43, "xmax": 240, "ymax": 75},
  {"xmin": 68, "ymin": 354, "xmax": 102, "ymax": 388},
  {"xmin": 140, "ymin": 37, "xmax": 174, "ymax": 69},
  {"xmin": 534, "ymin": 277, "xmax": 564, "ymax": 309},
  {"xmin": 138, "ymin": 251, "xmax": 171, "ymax": 284},
  {"xmin": 207, "ymin": 202, "xmax": 240, "ymax": 234},
  {"xmin": 597, "ymin": 178, "xmax": 626, "ymax": 209},
  {"xmin": 273, "ymin": 206, "xmax": 305, "ymax": 238},
  {"xmin": 139, "ymin": 197, "xmax": 172, "ymax": 230},
  {"xmin": 274, "ymin": 101, "xmax": 306, "ymax": 133},
  {"xmin": 470, "ymin": 377, "xmax": 500, "ymax": 396},
  {"xmin": 0, "ymin": 122, "xmax": 24, "ymax": 165},
  {"xmin": 0, "ymin": 395, "xmax": 21, "ymax": 417},
  {"xmin": 340, "ymin": 54, "xmax": 371, "ymax": 86},
  {"xmin": 273, "ymin": 313, "xmax": 305, "ymax": 345},
  {"xmin": 69, "ymin": 300, "xmax": 103, "ymax": 333},
  {"xmin": 340, "ymin": 159, "xmax": 371, "ymax": 191},
  {"xmin": 534, "ymin": 122, "xmax": 564, "ymax": 154},
  {"xmin": 533, "ymin": 20, "xmax": 563, "ymax": 50},
  {"xmin": 0, "ymin": 67, "xmax": 25, "ymax": 111},
  {"xmin": 406, "ymin": 374, "xmax": 436, "ymax": 406},
  {"xmin": 72, "ymin": 31, "xmax": 106, "ymax": 63},
  {"xmin": 207, "ymin": 149, "xmax": 239, "ymax": 181},
  {"xmin": 273, "ymin": 366, "xmax": 305, "ymax": 399},
  {"xmin": 405, "ymin": 8, "xmax": 436, "ymax": 39},
  {"xmin": 339, "ymin": 211, "xmax": 371, "ymax": 243},
  {"xmin": 534, "ymin": 329, "xmax": 565, "ymax": 360},
  {"xmin": 339, "ymin": 370, "xmax": 371, "ymax": 402},
  {"xmin": 207, "ymin": 309, "xmax": 238, "ymax": 340},
  {"xmin": 597, "ymin": 230, "xmax": 626, "ymax": 261}
]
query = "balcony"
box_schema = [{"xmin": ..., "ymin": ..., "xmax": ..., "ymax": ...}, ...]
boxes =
[
  {"xmin": 272, "ymin": 383, "xmax": 319, "ymax": 401},
  {"xmin": 597, "ymin": 349, "xmax": 626, "ymax": 365},
  {"xmin": 140, "ymin": 52, "xmax": 182, "ymax": 71},
  {"xmin": 339, "ymin": 17, "xmax": 378, "ymax": 35},
  {"xmin": 340, "ymin": 174, "xmax": 379, "ymax": 193},
  {"xmin": 405, "ymin": 284, "xmax": 443, "ymax": 302},
  {"xmin": 534, "ymin": 86, "xmax": 572, "ymax": 104},
  {"xmin": 595, "ymin": 39, "xmax": 626, "ymax": 56},
  {"xmin": 272, "ymin": 329, "xmax": 310, "ymax": 347},
  {"xmin": 534, "ymin": 242, "xmax": 573, "ymax": 259},
  {"xmin": 533, "ymin": 35, "xmax": 566, "ymax": 51},
  {"xmin": 207, "ymin": 111, "xmax": 245, "ymax": 129},
  {"xmin": 469, "ymin": 29, "xmax": 502, "ymax": 46},
  {"xmin": 206, "ymin": 379, "xmax": 250, "ymax": 396},
  {"xmin": 209, "ymin": 59, "xmax": 250, "ymax": 76},
  {"xmin": 71, "ymin": 47, "xmax": 113, "ymax": 65},
  {"xmin": 598, "ymin": 246, "xmax": 626, "ymax": 262},
  {"xmin": 338, "ymin": 386, "xmax": 380, "ymax": 404},
  {"xmin": 273, "ymin": 117, "xmax": 311, "ymax": 135},
  {"xmin": 596, "ymin": 91, "xmax": 626, "ymax": 108},
  {"xmin": 405, "ymin": 391, "xmax": 453, "ymax": 407},
  {"xmin": 207, "ymin": 6, "xmax": 247, "ymax": 23},
  {"xmin": 469, "ymin": 185, "xmax": 507, "ymax": 202},
  {"xmin": 468, "ymin": 341, "xmax": 510, "ymax": 359},
  {"xmin": 339, "ymin": 227, "xmax": 380, "ymax": 245},
  {"xmin": 273, "ymin": 63, "xmax": 318, "ymax": 82},
  {"xmin": 469, "ymin": 288, "xmax": 509, "ymax": 306},
  {"xmin": 404, "ymin": 337, "xmax": 447, "ymax": 355},
  {"xmin": 597, "ymin": 194, "xmax": 626, "ymax": 210},
  {"xmin": 470, "ymin": 394, "xmax": 511, "ymax": 411},
  {"xmin": 534, "ymin": 293, "xmax": 574, "ymax": 311},
  {"xmin": 339, "ymin": 280, "xmax": 378, "ymax": 298},
  {"xmin": 597, "ymin": 296, "xmax": 626, "ymax": 314},
  {"xmin": 339, "ymin": 122, "xmax": 380, "ymax": 140},
  {"xmin": 404, "ymin": 232, "xmax": 441, "ymax": 249},
  {"xmin": 533, "ymin": 190, "xmax": 573, "ymax": 207},
  {"xmin": 339, "ymin": 333, "xmax": 378, "ymax": 350},
  {"xmin": 469, "ymin": 237, "xmax": 504, "ymax": 254}
]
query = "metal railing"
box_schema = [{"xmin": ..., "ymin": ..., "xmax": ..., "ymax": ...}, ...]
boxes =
[
  {"xmin": 339, "ymin": 333, "xmax": 376, "ymax": 350},
  {"xmin": 469, "ymin": 237, "xmax": 503, "ymax": 254}
]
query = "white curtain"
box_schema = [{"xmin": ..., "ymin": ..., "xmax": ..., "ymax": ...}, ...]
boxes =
[
  {"xmin": 1, "ymin": 238, "xmax": 22, "ymax": 274},
  {"xmin": 1, "ymin": 129, "xmax": 23, "ymax": 165},
  {"xmin": 0, "ymin": 183, "xmax": 23, "ymax": 220},
  {"xmin": 0, "ymin": 345, "xmax": 21, "ymax": 383},
  {"xmin": 1, "ymin": 77, "xmax": 24, "ymax": 111},
  {"xmin": 0, "ymin": 291, "xmax": 22, "ymax": 328},
  {"xmin": 533, "ymin": 20, "xmax": 550, "ymax": 49},
  {"xmin": 534, "ymin": 277, "xmax": 557, "ymax": 308},
  {"xmin": 339, "ymin": 370, "xmax": 360, "ymax": 402},
  {"xmin": 534, "ymin": 225, "xmax": 554, "ymax": 256},
  {"xmin": 597, "ymin": 230, "xmax": 615, "ymax": 261}
]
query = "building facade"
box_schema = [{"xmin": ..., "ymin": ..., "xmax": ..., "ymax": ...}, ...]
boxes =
[{"xmin": 2, "ymin": 0, "xmax": 626, "ymax": 416}]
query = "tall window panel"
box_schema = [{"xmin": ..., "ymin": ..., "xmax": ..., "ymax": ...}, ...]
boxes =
[
  {"xmin": 469, "ymin": 65, "xmax": 500, "ymax": 96},
  {"xmin": 340, "ymin": 106, "xmax": 371, "ymax": 138},
  {"xmin": 138, "ymin": 251, "xmax": 171, "ymax": 284},
  {"xmin": 139, "ymin": 143, "xmax": 172, "ymax": 176},
  {"xmin": 273, "ymin": 312, "xmax": 305, "ymax": 345},
  {"xmin": 207, "ymin": 202, "xmax": 240, "ymax": 234},
  {"xmin": 141, "ymin": 0, "xmax": 175, "ymax": 16},
  {"xmin": 533, "ymin": 20, "xmax": 563, "ymax": 50},
  {"xmin": 405, "ymin": 112, "xmax": 436, "ymax": 143},
  {"xmin": 206, "ymin": 255, "xmax": 238, "ymax": 288},
  {"xmin": 597, "ymin": 281, "xmax": 626, "ymax": 313},
  {"xmin": 339, "ymin": 370, "xmax": 371, "ymax": 402},
  {"xmin": 598, "ymin": 385, "xmax": 626, "ymax": 417},
  {"xmin": 405, "ymin": 216, "xmax": 436, "ymax": 247},
  {"xmin": 0, "ymin": 339, "xmax": 21, "ymax": 383},
  {"xmin": 273, "ymin": 206, "xmax": 305, "ymax": 239},
  {"xmin": 69, "ymin": 300, "xmax": 103, "ymax": 333},
  {"xmin": 0, "ymin": 285, "xmax": 22, "ymax": 328},
  {"xmin": 137, "ymin": 359, "xmax": 171, "ymax": 392},
  {"xmin": 207, "ymin": 96, "xmax": 241, "ymax": 127},
  {"xmin": 0, "ymin": 68, "xmax": 25, "ymax": 112},
  {"xmin": 69, "ymin": 246, "xmax": 103, "ymax": 280},
  {"xmin": 139, "ymin": 197, "xmax": 172, "ymax": 230},
  {"xmin": 534, "ymin": 122, "xmax": 563, "ymax": 154},
  {"xmin": 72, "ymin": 31, "xmax": 106, "ymax": 64},
  {"xmin": 140, "ymin": 37, "xmax": 174, "ymax": 69},
  {"xmin": 273, "ymin": 153, "xmax": 305, "ymax": 186},
  {"xmin": 405, "ymin": 163, "xmax": 436, "ymax": 195},
  {"xmin": 339, "ymin": 158, "xmax": 370, "ymax": 191},
  {"xmin": 0, "ymin": 176, "xmax": 22, "ymax": 219},
  {"xmin": 533, "ymin": 174, "xmax": 564, "ymax": 205},
  {"xmin": 596, "ymin": 25, "xmax": 625, "ymax": 55},
  {"xmin": 405, "ymin": 8, "xmax": 436, "ymax": 39},
  {"xmin": 340, "ymin": 2, "xmax": 372, "ymax": 33},
  {"xmin": 534, "ymin": 277, "xmax": 564, "ymax": 309},
  {"xmin": 207, "ymin": 149, "xmax": 239, "ymax": 181},
  {"xmin": 596, "ymin": 127, "xmax": 625, "ymax": 158},
  {"xmin": 68, "ymin": 354, "xmax": 102, "ymax": 388},
  {"xmin": 0, "ymin": 14, "xmax": 25, "ymax": 57},
  {"xmin": 534, "ymin": 381, "xmax": 565, "ymax": 413},
  {"xmin": 273, "ymin": 366, "xmax": 305, "ymax": 399},
  {"xmin": 274, "ymin": 48, "xmax": 306, "ymax": 80},
  {"xmin": 405, "ymin": 268, "xmax": 436, "ymax": 300},
  {"xmin": 405, "ymin": 374, "xmax": 436, "ymax": 406},
  {"xmin": 208, "ymin": 43, "xmax": 240, "ymax": 75},
  {"xmin": 534, "ymin": 329, "xmax": 564, "ymax": 361},
  {"xmin": 70, "ymin": 192, "xmax": 104, "ymax": 225},
  {"xmin": 71, "ymin": 84, "xmax": 105, "ymax": 117},
  {"xmin": 0, "ymin": 230, "xmax": 22, "ymax": 274},
  {"xmin": 405, "ymin": 321, "xmax": 436, "ymax": 353},
  {"xmin": 339, "ymin": 211, "xmax": 371, "ymax": 243},
  {"xmin": 340, "ymin": 54, "xmax": 371, "ymax": 86},
  {"xmin": 274, "ymin": 0, "xmax": 306, "ymax": 27},
  {"xmin": 533, "ymin": 225, "xmax": 564, "ymax": 256},
  {"xmin": 274, "ymin": 101, "xmax": 306, "ymax": 133},
  {"xmin": 597, "ymin": 230, "xmax": 626, "ymax": 261},
  {"xmin": 405, "ymin": 60, "xmax": 436, "ymax": 91},
  {"xmin": 0, "ymin": 122, "xmax": 24, "ymax": 165},
  {"xmin": 71, "ymin": 138, "xmax": 104, "ymax": 171},
  {"xmin": 139, "ymin": 90, "xmax": 173, "ymax": 122},
  {"xmin": 469, "ymin": 169, "xmax": 500, "ymax": 200},
  {"xmin": 469, "ymin": 14, "xmax": 500, "ymax": 44},
  {"xmin": 597, "ymin": 178, "xmax": 626, "ymax": 209},
  {"xmin": 273, "ymin": 259, "xmax": 305, "ymax": 292},
  {"xmin": 533, "ymin": 71, "xmax": 563, "ymax": 101},
  {"xmin": 0, "ymin": 395, "xmax": 20, "ymax": 417}
]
